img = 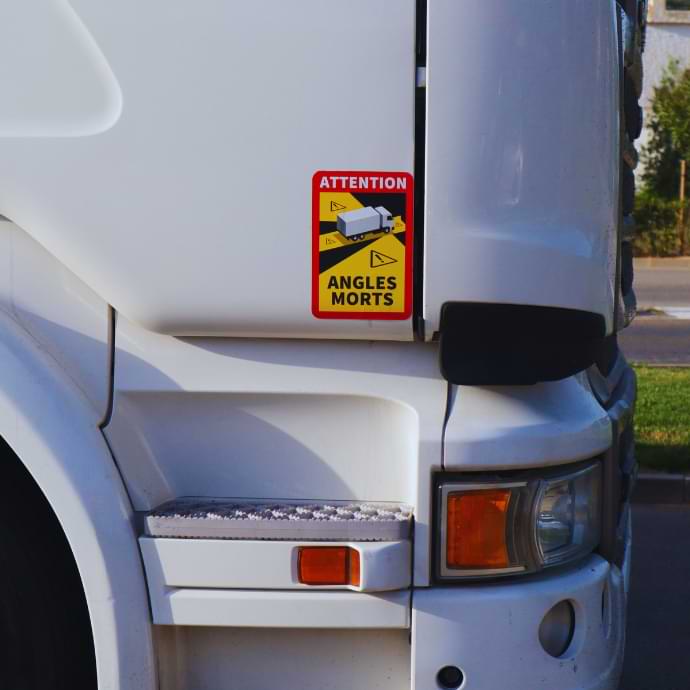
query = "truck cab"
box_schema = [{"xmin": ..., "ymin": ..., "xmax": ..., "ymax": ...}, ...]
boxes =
[{"xmin": 0, "ymin": 1, "xmax": 643, "ymax": 689}]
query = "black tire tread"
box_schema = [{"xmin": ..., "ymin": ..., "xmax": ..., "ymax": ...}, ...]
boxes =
[{"xmin": 0, "ymin": 443, "xmax": 97, "ymax": 690}]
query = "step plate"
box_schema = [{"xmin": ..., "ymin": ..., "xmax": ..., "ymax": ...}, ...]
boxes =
[{"xmin": 145, "ymin": 498, "xmax": 413, "ymax": 541}]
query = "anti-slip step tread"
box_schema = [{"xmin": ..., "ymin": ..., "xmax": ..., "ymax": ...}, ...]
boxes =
[{"xmin": 145, "ymin": 497, "xmax": 413, "ymax": 541}]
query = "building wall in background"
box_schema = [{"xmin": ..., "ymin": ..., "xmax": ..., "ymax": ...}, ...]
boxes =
[{"xmin": 640, "ymin": 2, "xmax": 690, "ymax": 162}]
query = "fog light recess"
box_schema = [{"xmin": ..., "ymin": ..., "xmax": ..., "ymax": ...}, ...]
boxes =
[{"xmin": 539, "ymin": 600, "xmax": 575, "ymax": 658}]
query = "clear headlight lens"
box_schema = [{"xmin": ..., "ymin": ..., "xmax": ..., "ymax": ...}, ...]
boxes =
[
  {"xmin": 536, "ymin": 464, "xmax": 601, "ymax": 566},
  {"xmin": 436, "ymin": 461, "xmax": 602, "ymax": 580}
]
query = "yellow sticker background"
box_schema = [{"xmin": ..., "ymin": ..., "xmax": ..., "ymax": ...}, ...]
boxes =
[
  {"xmin": 319, "ymin": 193, "xmax": 362, "ymax": 221},
  {"xmin": 318, "ymin": 229, "xmax": 407, "ymax": 314}
]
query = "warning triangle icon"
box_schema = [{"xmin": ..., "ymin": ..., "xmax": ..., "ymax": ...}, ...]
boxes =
[
  {"xmin": 331, "ymin": 201, "xmax": 347, "ymax": 212},
  {"xmin": 370, "ymin": 250, "xmax": 398, "ymax": 268}
]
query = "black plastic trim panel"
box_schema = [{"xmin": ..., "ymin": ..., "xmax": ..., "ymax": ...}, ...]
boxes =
[
  {"xmin": 413, "ymin": 0, "xmax": 427, "ymax": 340},
  {"xmin": 439, "ymin": 303, "xmax": 607, "ymax": 386}
]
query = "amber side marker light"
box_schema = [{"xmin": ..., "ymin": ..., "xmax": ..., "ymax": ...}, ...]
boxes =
[
  {"xmin": 446, "ymin": 489, "xmax": 511, "ymax": 569},
  {"xmin": 298, "ymin": 546, "xmax": 361, "ymax": 586}
]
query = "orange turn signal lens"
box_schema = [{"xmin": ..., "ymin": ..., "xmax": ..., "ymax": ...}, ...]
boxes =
[
  {"xmin": 297, "ymin": 547, "xmax": 361, "ymax": 586},
  {"xmin": 446, "ymin": 489, "xmax": 511, "ymax": 569}
]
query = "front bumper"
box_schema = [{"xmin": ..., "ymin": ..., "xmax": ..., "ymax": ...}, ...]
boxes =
[
  {"xmin": 150, "ymin": 545, "xmax": 629, "ymax": 690},
  {"xmin": 412, "ymin": 554, "xmax": 626, "ymax": 690}
]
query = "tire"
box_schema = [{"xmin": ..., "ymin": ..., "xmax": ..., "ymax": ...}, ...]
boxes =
[
  {"xmin": 621, "ymin": 241, "xmax": 634, "ymax": 295},
  {"xmin": 625, "ymin": 73, "xmax": 643, "ymax": 140},
  {"xmin": 622, "ymin": 166, "xmax": 635, "ymax": 216},
  {"xmin": 0, "ymin": 451, "xmax": 97, "ymax": 690},
  {"xmin": 619, "ymin": 0, "xmax": 644, "ymax": 308}
]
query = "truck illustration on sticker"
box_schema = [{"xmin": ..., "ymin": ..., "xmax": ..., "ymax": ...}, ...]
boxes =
[{"xmin": 336, "ymin": 206, "xmax": 394, "ymax": 241}]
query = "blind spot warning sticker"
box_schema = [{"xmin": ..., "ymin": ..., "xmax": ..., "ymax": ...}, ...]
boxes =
[{"xmin": 312, "ymin": 171, "xmax": 413, "ymax": 320}]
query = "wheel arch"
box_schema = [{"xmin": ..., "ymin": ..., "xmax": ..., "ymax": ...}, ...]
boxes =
[{"xmin": 0, "ymin": 313, "xmax": 155, "ymax": 690}]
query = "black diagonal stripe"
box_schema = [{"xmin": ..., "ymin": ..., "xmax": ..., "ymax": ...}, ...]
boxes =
[
  {"xmin": 319, "ymin": 238, "xmax": 378, "ymax": 273},
  {"xmin": 320, "ymin": 221, "xmax": 338, "ymax": 236},
  {"xmin": 351, "ymin": 192, "xmax": 407, "ymax": 223}
]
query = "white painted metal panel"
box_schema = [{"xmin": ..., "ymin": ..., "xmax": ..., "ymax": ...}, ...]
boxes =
[
  {"xmin": 412, "ymin": 556, "xmax": 625, "ymax": 690},
  {"xmin": 139, "ymin": 537, "xmax": 411, "ymax": 592},
  {"xmin": 152, "ymin": 589, "xmax": 410, "ymax": 629},
  {"xmin": 155, "ymin": 627, "xmax": 410, "ymax": 690},
  {"xmin": 0, "ymin": 0, "xmax": 121, "ymax": 137},
  {"xmin": 0, "ymin": 219, "xmax": 11, "ymax": 314},
  {"xmin": 108, "ymin": 316, "xmax": 446, "ymax": 587},
  {"xmin": 111, "ymin": 391, "xmax": 419, "ymax": 507},
  {"xmin": 0, "ymin": 219, "xmax": 110, "ymax": 414},
  {"xmin": 108, "ymin": 321, "xmax": 437, "ymax": 516},
  {"xmin": 443, "ymin": 375, "xmax": 612, "ymax": 470},
  {"xmin": 423, "ymin": 0, "xmax": 619, "ymax": 335},
  {"xmin": 0, "ymin": 0, "xmax": 416, "ymax": 339}
]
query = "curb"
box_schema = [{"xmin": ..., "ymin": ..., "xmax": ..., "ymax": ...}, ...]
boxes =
[
  {"xmin": 634, "ymin": 257, "xmax": 690, "ymax": 268},
  {"xmin": 629, "ymin": 362, "xmax": 690, "ymax": 368},
  {"xmin": 633, "ymin": 473, "xmax": 690, "ymax": 505}
]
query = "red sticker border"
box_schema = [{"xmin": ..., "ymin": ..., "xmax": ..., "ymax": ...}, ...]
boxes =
[{"xmin": 311, "ymin": 170, "xmax": 414, "ymax": 320}]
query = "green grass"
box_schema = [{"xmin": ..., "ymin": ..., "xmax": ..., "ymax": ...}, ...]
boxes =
[{"xmin": 633, "ymin": 365, "xmax": 690, "ymax": 473}]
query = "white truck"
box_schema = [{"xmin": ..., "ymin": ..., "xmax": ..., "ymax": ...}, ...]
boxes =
[
  {"xmin": 337, "ymin": 206, "xmax": 395, "ymax": 240},
  {"xmin": 0, "ymin": 1, "xmax": 644, "ymax": 689}
]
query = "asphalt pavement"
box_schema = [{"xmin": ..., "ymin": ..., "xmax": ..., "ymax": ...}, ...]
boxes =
[
  {"xmin": 620, "ymin": 318, "xmax": 690, "ymax": 364},
  {"xmin": 618, "ymin": 260, "xmax": 690, "ymax": 689},
  {"xmin": 619, "ymin": 505, "xmax": 690, "ymax": 690},
  {"xmin": 619, "ymin": 258, "xmax": 690, "ymax": 365},
  {"xmin": 633, "ymin": 258, "xmax": 690, "ymax": 308}
]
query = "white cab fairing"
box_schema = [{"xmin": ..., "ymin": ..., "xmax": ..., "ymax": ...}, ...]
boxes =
[
  {"xmin": 0, "ymin": 0, "xmax": 121, "ymax": 137},
  {"xmin": 423, "ymin": 0, "xmax": 620, "ymax": 336},
  {"xmin": 412, "ymin": 556, "xmax": 626, "ymax": 690},
  {"xmin": 0, "ymin": 3, "xmax": 632, "ymax": 689},
  {"xmin": 443, "ymin": 375, "xmax": 612, "ymax": 470},
  {"xmin": 0, "ymin": 218, "xmax": 110, "ymax": 414},
  {"xmin": 106, "ymin": 316, "xmax": 615, "ymax": 587},
  {"xmin": 155, "ymin": 628, "xmax": 411, "ymax": 690},
  {"xmin": 0, "ymin": 0, "xmax": 416, "ymax": 338},
  {"xmin": 0, "ymin": 312, "xmax": 154, "ymax": 690},
  {"xmin": 106, "ymin": 315, "xmax": 446, "ymax": 586}
]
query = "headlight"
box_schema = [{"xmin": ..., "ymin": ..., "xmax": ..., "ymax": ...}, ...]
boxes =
[
  {"xmin": 535, "ymin": 465, "xmax": 601, "ymax": 567},
  {"xmin": 435, "ymin": 462, "xmax": 602, "ymax": 580}
]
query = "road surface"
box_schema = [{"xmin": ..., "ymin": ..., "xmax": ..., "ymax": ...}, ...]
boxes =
[
  {"xmin": 619, "ymin": 262, "xmax": 690, "ymax": 688},
  {"xmin": 619, "ymin": 504, "xmax": 690, "ymax": 690},
  {"xmin": 620, "ymin": 259, "xmax": 690, "ymax": 364},
  {"xmin": 633, "ymin": 258, "xmax": 690, "ymax": 309},
  {"xmin": 620, "ymin": 317, "xmax": 690, "ymax": 364}
]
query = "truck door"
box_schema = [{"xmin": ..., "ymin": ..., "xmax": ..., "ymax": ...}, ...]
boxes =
[
  {"xmin": 422, "ymin": 0, "xmax": 619, "ymax": 340},
  {"xmin": 0, "ymin": 0, "xmax": 417, "ymax": 340}
]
